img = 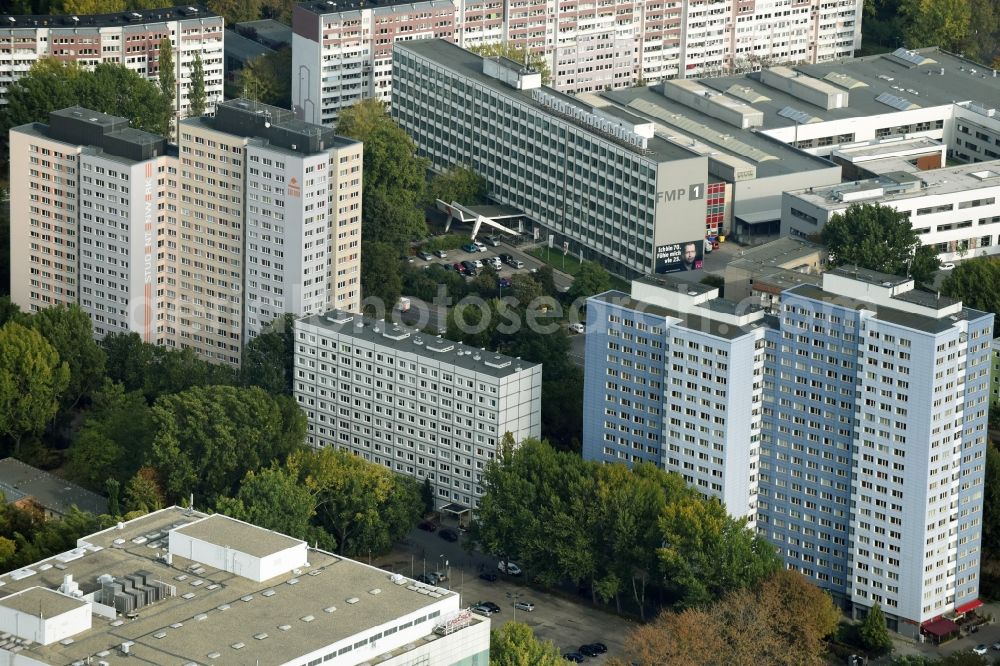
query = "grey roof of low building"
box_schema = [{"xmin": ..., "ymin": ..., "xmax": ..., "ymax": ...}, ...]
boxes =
[
  {"xmin": 173, "ymin": 515, "xmax": 304, "ymax": 559},
  {"xmin": 730, "ymin": 237, "xmax": 825, "ymax": 268},
  {"xmin": 224, "ymin": 29, "xmax": 274, "ymax": 64},
  {"xmin": 233, "ymin": 19, "xmax": 292, "ymax": 48},
  {"xmin": 0, "ymin": 458, "xmax": 108, "ymax": 516},
  {"xmin": 0, "ymin": 5, "xmax": 219, "ymax": 28}
]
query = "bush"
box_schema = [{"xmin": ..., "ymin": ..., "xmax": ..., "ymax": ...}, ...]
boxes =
[{"xmin": 421, "ymin": 234, "xmax": 470, "ymax": 252}]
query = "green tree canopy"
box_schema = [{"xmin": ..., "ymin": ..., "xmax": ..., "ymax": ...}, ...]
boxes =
[
  {"xmin": 469, "ymin": 43, "xmax": 551, "ymax": 84},
  {"xmin": 429, "ymin": 165, "xmax": 487, "ymax": 206},
  {"xmin": 860, "ymin": 603, "xmax": 893, "ymax": 654},
  {"xmin": 489, "ymin": 622, "xmax": 563, "ymax": 666},
  {"xmin": 29, "ymin": 304, "xmax": 105, "ymax": 409},
  {"xmin": 567, "ymin": 261, "xmax": 612, "ymax": 303},
  {"xmin": 237, "ymin": 48, "xmax": 292, "ymax": 109},
  {"xmin": 983, "ymin": 443, "xmax": 1000, "ymax": 554},
  {"xmin": 2, "ymin": 59, "xmax": 169, "ymax": 139},
  {"xmin": 123, "ymin": 467, "xmax": 166, "ymax": 515},
  {"xmin": 298, "ymin": 447, "xmax": 422, "ymax": 556},
  {"xmin": 65, "ymin": 380, "xmax": 154, "ymax": 491},
  {"xmin": 157, "ymin": 37, "xmax": 175, "ymax": 139},
  {"xmin": 101, "ymin": 332, "xmax": 156, "ymax": 395},
  {"xmin": 207, "ymin": 0, "xmax": 263, "ymax": 24},
  {"xmin": 362, "ymin": 242, "xmax": 405, "ymax": 314},
  {"xmin": 189, "ymin": 52, "xmax": 206, "ymax": 117},
  {"xmin": 820, "ymin": 202, "xmax": 939, "ymax": 284},
  {"xmin": 149, "ymin": 385, "xmax": 305, "ymax": 503},
  {"xmin": 901, "ymin": 0, "xmax": 972, "ymax": 51},
  {"xmin": 0, "ymin": 322, "xmax": 69, "ymax": 453},
  {"xmin": 941, "ymin": 256, "xmax": 1000, "ymax": 316},
  {"xmin": 242, "ymin": 313, "xmax": 296, "ymax": 395}
]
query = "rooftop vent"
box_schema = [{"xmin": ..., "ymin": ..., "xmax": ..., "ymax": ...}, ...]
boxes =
[
  {"xmin": 261, "ymin": 589, "xmax": 275, "ymax": 597},
  {"xmin": 300, "ymin": 615, "xmax": 315, "ymax": 623},
  {"xmin": 278, "ymin": 624, "xmax": 291, "ymax": 631},
  {"xmin": 346, "ymin": 597, "xmax": 360, "ymax": 604},
  {"xmin": 324, "ymin": 606, "xmax": 337, "ymax": 613},
  {"xmin": 485, "ymin": 355, "xmax": 511, "ymax": 369},
  {"xmin": 231, "ymin": 642, "xmax": 245, "ymax": 650},
  {"xmin": 254, "ymin": 633, "xmax": 268, "ymax": 640},
  {"xmin": 369, "ymin": 588, "xmax": 382, "ymax": 595}
]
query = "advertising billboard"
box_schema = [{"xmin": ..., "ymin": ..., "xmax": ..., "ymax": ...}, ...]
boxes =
[{"xmin": 655, "ymin": 240, "xmax": 704, "ymax": 273}]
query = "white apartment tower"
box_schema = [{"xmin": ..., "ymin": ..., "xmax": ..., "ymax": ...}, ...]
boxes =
[
  {"xmin": 171, "ymin": 100, "xmax": 362, "ymax": 364},
  {"xmin": 0, "ymin": 6, "xmax": 224, "ymax": 121},
  {"xmin": 10, "ymin": 108, "xmax": 175, "ymax": 341},
  {"xmin": 294, "ymin": 312, "xmax": 542, "ymax": 509},
  {"xmin": 290, "ymin": 0, "xmax": 861, "ymax": 123}
]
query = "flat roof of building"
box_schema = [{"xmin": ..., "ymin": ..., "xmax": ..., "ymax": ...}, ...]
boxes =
[
  {"xmin": 0, "ymin": 458, "xmax": 108, "ymax": 517},
  {"xmin": 300, "ymin": 0, "xmax": 455, "ymax": 16},
  {"xmin": 0, "ymin": 5, "xmax": 219, "ymax": 28},
  {"xmin": 0, "ymin": 508, "xmax": 472, "ymax": 666},
  {"xmin": 788, "ymin": 160, "xmax": 1000, "ymax": 210},
  {"xmin": 224, "ymin": 29, "xmax": 274, "ymax": 62},
  {"xmin": 730, "ymin": 237, "xmax": 825, "ymax": 269},
  {"xmin": 173, "ymin": 514, "xmax": 304, "ymax": 559},
  {"xmin": 591, "ymin": 290, "xmax": 766, "ymax": 340},
  {"xmin": 298, "ymin": 311, "xmax": 542, "ymax": 379},
  {"xmin": 599, "ymin": 86, "xmax": 834, "ymax": 178},
  {"xmin": 233, "ymin": 19, "xmax": 292, "ymax": 47},
  {"xmin": 0, "ymin": 586, "xmax": 88, "ymax": 618},
  {"xmin": 688, "ymin": 48, "xmax": 1000, "ymax": 132},
  {"xmin": 394, "ymin": 40, "xmax": 700, "ymax": 164}
]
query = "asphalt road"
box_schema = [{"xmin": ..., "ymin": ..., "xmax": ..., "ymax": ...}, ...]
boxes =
[{"xmin": 374, "ymin": 524, "xmax": 634, "ymax": 661}]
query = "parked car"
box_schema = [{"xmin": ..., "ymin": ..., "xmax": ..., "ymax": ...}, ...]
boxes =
[
  {"xmin": 487, "ymin": 256, "xmax": 502, "ymax": 269},
  {"xmin": 484, "ymin": 236, "xmax": 501, "ymax": 247},
  {"xmin": 438, "ymin": 528, "xmax": 459, "ymax": 542},
  {"xmin": 453, "ymin": 262, "xmax": 468, "ymax": 275},
  {"xmin": 430, "ymin": 570, "xmax": 448, "ymax": 583},
  {"xmin": 473, "ymin": 258, "xmax": 483, "ymax": 269},
  {"xmin": 509, "ymin": 259, "xmax": 525, "ymax": 269},
  {"xmin": 474, "ymin": 240, "xmax": 487, "ymax": 252},
  {"xmin": 401, "ymin": 255, "xmax": 415, "ymax": 263},
  {"xmin": 499, "ymin": 253, "xmax": 514, "ymax": 264},
  {"xmin": 580, "ymin": 643, "xmax": 606, "ymax": 656},
  {"xmin": 513, "ymin": 601, "xmax": 535, "ymax": 612},
  {"xmin": 974, "ymin": 645, "xmax": 989, "ymax": 656},
  {"xmin": 471, "ymin": 605, "xmax": 497, "ymax": 617},
  {"xmin": 417, "ymin": 521, "xmax": 438, "ymax": 532},
  {"xmin": 498, "ymin": 561, "xmax": 522, "ymax": 575},
  {"xmin": 434, "ymin": 249, "xmax": 448, "ymax": 258},
  {"xmin": 991, "ymin": 642, "xmax": 1000, "ymax": 651},
  {"xmin": 586, "ymin": 643, "xmax": 606, "ymax": 654},
  {"xmin": 476, "ymin": 601, "xmax": 501, "ymax": 613},
  {"xmin": 478, "ymin": 572, "xmax": 498, "ymax": 582},
  {"xmin": 498, "ymin": 277, "xmax": 512, "ymax": 289},
  {"xmin": 568, "ymin": 322, "xmax": 585, "ymax": 334},
  {"xmin": 462, "ymin": 243, "xmax": 479, "ymax": 253},
  {"xmin": 417, "ymin": 251, "xmax": 433, "ymax": 261},
  {"xmin": 461, "ymin": 260, "xmax": 478, "ymax": 275},
  {"xmin": 941, "ymin": 262, "xmax": 956, "ymax": 270},
  {"xmin": 415, "ymin": 574, "xmax": 433, "ymax": 584},
  {"xmin": 442, "ymin": 263, "xmax": 455, "ymax": 271},
  {"xmin": 562, "ymin": 653, "xmax": 585, "ymax": 663}
]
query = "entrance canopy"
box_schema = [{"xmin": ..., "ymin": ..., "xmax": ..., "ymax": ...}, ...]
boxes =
[
  {"xmin": 956, "ymin": 599, "xmax": 984, "ymax": 615},
  {"xmin": 437, "ymin": 200, "xmax": 523, "ymax": 240},
  {"xmin": 440, "ymin": 503, "xmax": 470, "ymax": 517},
  {"xmin": 922, "ymin": 617, "xmax": 960, "ymax": 638}
]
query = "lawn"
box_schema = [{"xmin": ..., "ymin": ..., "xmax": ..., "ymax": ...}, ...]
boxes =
[{"xmin": 525, "ymin": 246, "xmax": 630, "ymax": 290}]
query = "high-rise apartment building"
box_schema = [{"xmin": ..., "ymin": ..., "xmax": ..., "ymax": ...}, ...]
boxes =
[
  {"xmin": 294, "ymin": 311, "xmax": 542, "ymax": 509},
  {"xmin": 290, "ymin": 0, "xmax": 861, "ymax": 123},
  {"xmin": 9, "ymin": 107, "xmax": 175, "ymax": 340},
  {"xmin": 0, "ymin": 507, "xmax": 490, "ymax": 665},
  {"xmin": 582, "ymin": 269, "xmax": 994, "ymax": 636},
  {"xmin": 9, "ymin": 102, "xmax": 362, "ymax": 365},
  {"xmin": 173, "ymin": 100, "xmax": 362, "ymax": 363},
  {"xmin": 0, "ymin": 6, "xmax": 224, "ymax": 121}
]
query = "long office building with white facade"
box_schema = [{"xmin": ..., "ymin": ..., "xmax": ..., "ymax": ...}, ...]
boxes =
[
  {"xmin": 294, "ymin": 311, "xmax": 542, "ymax": 509},
  {"xmin": 583, "ymin": 269, "xmax": 994, "ymax": 637}
]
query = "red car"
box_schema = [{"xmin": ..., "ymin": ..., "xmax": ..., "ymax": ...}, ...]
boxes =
[{"xmin": 453, "ymin": 262, "xmax": 468, "ymax": 275}]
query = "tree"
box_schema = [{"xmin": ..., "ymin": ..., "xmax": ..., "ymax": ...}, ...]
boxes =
[
  {"xmin": 0, "ymin": 207, "xmax": 9, "ymax": 297},
  {"xmin": 469, "ymin": 43, "xmax": 551, "ymax": 84},
  {"xmin": 0, "ymin": 298, "xmax": 25, "ymax": 327},
  {"xmin": 489, "ymin": 622, "xmax": 563, "ymax": 666},
  {"xmin": 983, "ymin": 442, "xmax": 1000, "ymax": 553},
  {"xmin": 189, "ymin": 52, "xmax": 206, "ymax": 117},
  {"xmin": 29, "ymin": 304, "xmax": 106, "ymax": 409},
  {"xmin": 624, "ymin": 607, "xmax": 725, "ymax": 666},
  {"xmin": 215, "ymin": 462, "xmax": 332, "ymax": 549},
  {"xmin": 242, "ymin": 313, "xmax": 296, "ymax": 395},
  {"xmin": 429, "ymin": 165, "xmax": 487, "ymax": 206},
  {"xmin": 0, "ymin": 322, "xmax": 69, "ymax": 453},
  {"xmin": 421, "ymin": 478, "xmax": 435, "ymax": 516},
  {"xmin": 2, "ymin": 59, "xmax": 168, "ymax": 139},
  {"xmin": 298, "ymin": 447, "xmax": 422, "ymax": 556},
  {"xmin": 50, "ymin": 0, "xmax": 125, "ymax": 13},
  {"xmin": 901, "ymin": 0, "xmax": 972, "ymax": 51},
  {"xmin": 237, "ymin": 48, "xmax": 292, "ymax": 108},
  {"xmin": 700, "ymin": 274, "xmax": 725, "ymax": 296},
  {"xmin": 363, "ymin": 190, "xmax": 427, "ymax": 249},
  {"xmin": 157, "ymin": 37, "xmax": 175, "ymax": 139},
  {"xmin": 941, "ymin": 257, "xmax": 1000, "ymax": 316},
  {"xmin": 755, "ymin": 570, "xmax": 840, "ymax": 664},
  {"xmin": 821, "ymin": 203, "xmax": 939, "ymax": 284},
  {"xmin": 65, "ymin": 381, "xmax": 154, "ymax": 490},
  {"xmin": 567, "ymin": 262, "xmax": 612, "ymax": 303},
  {"xmin": 207, "ymin": 0, "xmax": 263, "ymax": 24},
  {"xmin": 860, "ymin": 603, "xmax": 893, "ymax": 654},
  {"xmin": 657, "ymin": 495, "xmax": 782, "ymax": 608},
  {"xmin": 123, "ymin": 467, "xmax": 165, "ymax": 515},
  {"xmin": 101, "ymin": 332, "xmax": 156, "ymax": 395},
  {"xmin": 362, "ymin": 242, "xmax": 404, "ymax": 313},
  {"xmin": 149, "ymin": 386, "xmax": 305, "ymax": 503},
  {"xmin": 509, "ymin": 274, "xmax": 544, "ymax": 307}
]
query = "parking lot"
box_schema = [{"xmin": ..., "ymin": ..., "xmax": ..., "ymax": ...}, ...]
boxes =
[{"xmin": 374, "ymin": 524, "xmax": 633, "ymax": 661}]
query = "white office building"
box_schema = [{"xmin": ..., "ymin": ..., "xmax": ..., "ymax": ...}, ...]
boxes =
[
  {"xmin": 0, "ymin": 507, "xmax": 489, "ymax": 665},
  {"xmin": 0, "ymin": 6, "xmax": 224, "ymax": 121},
  {"xmin": 782, "ymin": 162, "xmax": 1000, "ymax": 261},
  {"xmin": 290, "ymin": 0, "xmax": 861, "ymax": 123},
  {"xmin": 294, "ymin": 311, "xmax": 542, "ymax": 509}
]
